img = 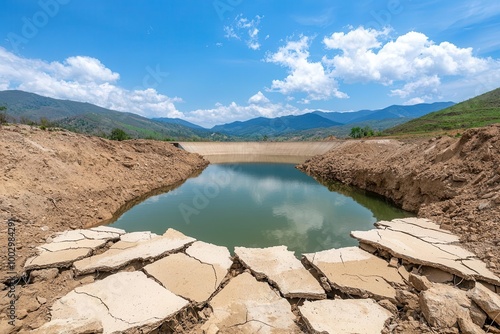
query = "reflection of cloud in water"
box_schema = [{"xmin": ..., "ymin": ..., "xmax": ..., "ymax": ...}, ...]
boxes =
[
  {"xmin": 273, "ymin": 204, "xmax": 324, "ymax": 234},
  {"xmin": 266, "ymin": 198, "xmax": 369, "ymax": 252},
  {"xmin": 268, "ymin": 204, "xmax": 324, "ymax": 252},
  {"xmin": 232, "ymin": 175, "xmax": 311, "ymax": 205}
]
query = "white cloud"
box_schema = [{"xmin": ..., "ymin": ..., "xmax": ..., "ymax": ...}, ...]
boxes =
[
  {"xmin": 0, "ymin": 47, "xmax": 183, "ymax": 118},
  {"xmin": 390, "ymin": 75, "xmax": 441, "ymax": 99},
  {"xmin": 323, "ymin": 26, "xmax": 390, "ymax": 52},
  {"xmin": 403, "ymin": 97, "xmax": 425, "ymax": 105},
  {"xmin": 321, "ymin": 26, "xmax": 500, "ymax": 102},
  {"xmin": 224, "ymin": 15, "xmax": 263, "ymax": 50},
  {"xmin": 248, "ymin": 91, "xmax": 270, "ymax": 104},
  {"xmin": 265, "ymin": 35, "xmax": 347, "ymax": 103}
]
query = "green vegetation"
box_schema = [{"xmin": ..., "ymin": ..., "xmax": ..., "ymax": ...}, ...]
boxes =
[
  {"xmin": 109, "ymin": 128, "xmax": 130, "ymax": 141},
  {"xmin": 349, "ymin": 126, "xmax": 376, "ymax": 138},
  {"xmin": 0, "ymin": 106, "xmax": 7, "ymax": 125},
  {"xmin": 385, "ymin": 88, "xmax": 500, "ymax": 135},
  {"xmin": 39, "ymin": 117, "xmax": 56, "ymax": 130}
]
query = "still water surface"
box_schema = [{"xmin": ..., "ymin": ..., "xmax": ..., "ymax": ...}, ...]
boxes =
[{"xmin": 110, "ymin": 163, "xmax": 413, "ymax": 254}]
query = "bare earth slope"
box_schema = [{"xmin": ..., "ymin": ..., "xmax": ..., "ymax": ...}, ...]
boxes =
[
  {"xmin": 299, "ymin": 124, "xmax": 500, "ymax": 276},
  {"xmin": 0, "ymin": 125, "xmax": 208, "ymax": 282}
]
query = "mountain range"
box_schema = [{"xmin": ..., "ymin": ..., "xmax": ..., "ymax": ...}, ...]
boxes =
[
  {"xmin": 212, "ymin": 102, "xmax": 454, "ymax": 139},
  {"xmin": 0, "ymin": 90, "xmax": 455, "ymax": 140}
]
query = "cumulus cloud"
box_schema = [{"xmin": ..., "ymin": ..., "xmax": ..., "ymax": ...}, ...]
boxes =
[
  {"xmin": 265, "ymin": 35, "xmax": 347, "ymax": 103},
  {"xmin": 322, "ymin": 26, "xmax": 499, "ymax": 102},
  {"xmin": 0, "ymin": 47, "xmax": 183, "ymax": 118},
  {"xmin": 183, "ymin": 91, "xmax": 303, "ymax": 128},
  {"xmin": 265, "ymin": 27, "xmax": 500, "ymax": 104},
  {"xmin": 224, "ymin": 15, "xmax": 263, "ymax": 50},
  {"xmin": 247, "ymin": 91, "xmax": 270, "ymax": 104},
  {"xmin": 390, "ymin": 75, "xmax": 441, "ymax": 99}
]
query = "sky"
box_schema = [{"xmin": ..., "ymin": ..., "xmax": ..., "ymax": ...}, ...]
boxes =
[{"xmin": 1, "ymin": 0, "xmax": 499, "ymax": 128}]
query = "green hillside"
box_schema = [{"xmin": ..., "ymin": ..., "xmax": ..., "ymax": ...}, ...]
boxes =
[
  {"xmin": 385, "ymin": 88, "xmax": 500, "ymax": 135},
  {"xmin": 0, "ymin": 90, "xmax": 214, "ymax": 140}
]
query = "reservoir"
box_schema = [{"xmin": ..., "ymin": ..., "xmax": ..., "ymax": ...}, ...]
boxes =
[{"xmin": 110, "ymin": 163, "xmax": 413, "ymax": 254}]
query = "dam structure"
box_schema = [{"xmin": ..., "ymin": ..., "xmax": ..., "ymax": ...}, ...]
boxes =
[{"xmin": 177, "ymin": 141, "xmax": 343, "ymax": 163}]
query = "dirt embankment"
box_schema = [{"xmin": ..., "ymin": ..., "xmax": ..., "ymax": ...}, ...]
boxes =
[
  {"xmin": 299, "ymin": 124, "xmax": 500, "ymax": 276},
  {"xmin": 0, "ymin": 125, "xmax": 208, "ymax": 282}
]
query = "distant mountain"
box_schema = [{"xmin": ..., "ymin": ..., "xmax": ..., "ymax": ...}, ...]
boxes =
[
  {"xmin": 313, "ymin": 102, "xmax": 455, "ymax": 124},
  {"xmin": 386, "ymin": 88, "xmax": 500, "ymax": 135},
  {"xmin": 211, "ymin": 113, "xmax": 343, "ymax": 138},
  {"xmin": 0, "ymin": 90, "xmax": 211, "ymax": 140},
  {"xmin": 313, "ymin": 109, "xmax": 374, "ymax": 124},
  {"xmin": 153, "ymin": 117, "xmax": 205, "ymax": 130},
  {"xmin": 211, "ymin": 102, "xmax": 454, "ymax": 139}
]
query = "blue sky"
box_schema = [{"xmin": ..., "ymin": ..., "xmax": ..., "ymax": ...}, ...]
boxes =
[{"xmin": 1, "ymin": 0, "xmax": 499, "ymax": 127}]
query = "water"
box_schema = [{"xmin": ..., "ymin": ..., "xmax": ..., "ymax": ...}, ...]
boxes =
[{"xmin": 110, "ymin": 163, "xmax": 413, "ymax": 254}]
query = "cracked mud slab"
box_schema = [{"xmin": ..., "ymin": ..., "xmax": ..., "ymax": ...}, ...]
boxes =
[
  {"xmin": 32, "ymin": 271, "xmax": 189, "ymax": 334},
  {"xmin": 25, "ymin": 248, "xmax": 94, "ymax": 270},
  {"xmin": 299, "ymin": 299, "xmax": 393, "ymax": 334},
  {"xmin": 119, "ymin": 231, "xmax": 159, "ymax": 243},
  {"xmin": 352, "ymin": 227, "xmax": 500, "ymax": 285},
  {"xmin": 143, "ymin": 241, "xmax": 231, "ymax": 303},
  {"xmin": 304, "ymin": 246, "xmax": 404, "ymax": 302},
  {"xmin": 186, "ymin": 241, "xmax": 233, "ymax": 270},
  {"xmin": 375, "ymin": 219, "xmax": 459, "ymax": 244},
  {"xmin": 73, "ymin": 228, "xmax": 195, "ymax": 275},
  {"xmin": 51, "ymin": 226, "xmax": 125, "ymax": 242},
  {"xmin": 235, "ymin": 246, "xmax": 326, "ymax": 299},
  {"xmin": 202, "ymin": 272, "xmax": 302, "ymax": 334},
  {"xmin": 24, "ymin": 227, "xmax": 125, "ymax": 270}
]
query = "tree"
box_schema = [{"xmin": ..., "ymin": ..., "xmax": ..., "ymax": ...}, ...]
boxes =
[
  {"xmin": 0, "ymin": 106, "xmax": 8, "ymax": 125},
  {"xmin": 349, "ymin": 127, "xmax": 363, "ymax": 138},
  {"xmin": 109, "ymin": 128, "xmax": 130, "ymax": 141},
  {"xmin": 362, "ymin": 126, "xmax": 374, "ymax": 137},
  {"xmin": 349, "ymin": 126, "xmax": 375, "ymax": 139},
  {"xmin": 39, "ymin": 117, "xmax": 53, "ymax": 130}
]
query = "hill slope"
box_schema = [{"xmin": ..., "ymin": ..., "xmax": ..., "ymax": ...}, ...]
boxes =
[
  {"xmin": 386, "ymin": 88, "xmax": 500, "ymax": 134},
  {"xmin": 0, "ymin": 90, "xmax": 211, "ymax": 140},
  {"xmin": 153, "ymin": 117, "xmax": 205, "ymax": 129}
]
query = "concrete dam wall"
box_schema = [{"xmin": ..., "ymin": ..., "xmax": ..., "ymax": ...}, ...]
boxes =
[{"xmin": 177, "ymin": 142, "xmax": 343, "ymax": 163}]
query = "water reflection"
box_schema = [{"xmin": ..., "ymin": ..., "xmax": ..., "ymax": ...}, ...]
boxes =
[{"xmin": 110, "ymin": 163, "xmax": 413, "ymax": 254}]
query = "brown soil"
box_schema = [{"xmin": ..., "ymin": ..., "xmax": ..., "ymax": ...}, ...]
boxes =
[
  {"xmin": 0, "ymin": 124, "xmax": 208, "ymax": 282},
  {"xmin": 299, "ymin": 124, "xmax": 500, "ymax": 277}
]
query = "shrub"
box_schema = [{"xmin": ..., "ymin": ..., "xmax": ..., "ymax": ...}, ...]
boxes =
[
  {"xmin": 0, "ymin": 106, "xmax": 8, "ymax": 125},
  {"xmin": 109, "ymin": 128, "xmax": 130, "ymax": 141},
  {"xmin": 39, "ymin": 117, "xmax": 54, "ymax": 130},
  {"xmin": 349, "ymin": 126, "xmax": 376, "ymax": 139}
]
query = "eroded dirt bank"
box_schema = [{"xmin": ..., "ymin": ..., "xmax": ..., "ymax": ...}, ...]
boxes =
[
  {"xmin": 0, "ymin": 124, "xmax": 208, "ymax": 282},
  {"xmin": 299, "ymin": 124, "xmax": 500, "ymax": 276}
]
